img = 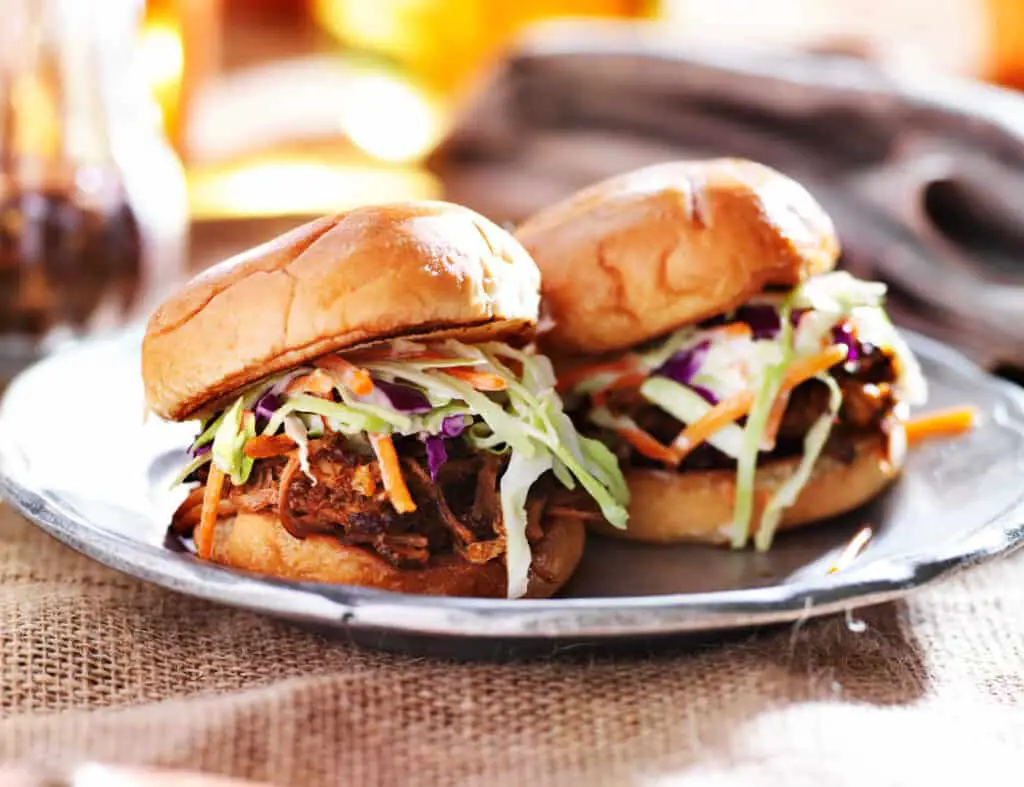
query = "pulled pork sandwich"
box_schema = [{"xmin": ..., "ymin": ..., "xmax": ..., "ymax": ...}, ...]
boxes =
[
  {"xmin": 143, "ymin": 202, "xmax": 628, "ymax": 598},
  {"xmin": 516, "ymin": 159, "xmax": 927, "ymax": 550}
]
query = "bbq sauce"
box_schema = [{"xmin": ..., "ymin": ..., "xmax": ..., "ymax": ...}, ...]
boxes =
[
  {"xmin": 0, "ymin": 178, "xmax": 142, "ymax": 337},
  {"xmin": 0, "ymin": 0, "xmax": 187, "ymax": 384}
]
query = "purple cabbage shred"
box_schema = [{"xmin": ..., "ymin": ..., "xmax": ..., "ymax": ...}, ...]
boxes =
[
  {"xmin": 422, "ymin": 416, "xmax": 471, "ymax": 479},
  {"xmin": 254, "ymin": 391, "xmax": 281, "ymax": 431},
  {"xmin": 374, "ymin": 379, "xmax": 432, "ymax": 413},
  {"xmin": 655, "ymin": 341, "xmax": 720, "ymax": 404},
  {"xmin": 691, "ymin": 384, "xmax": 720, "ymax": 405},
  {"xmin": 424, "ymin": 436, "xmax": 448, "ymax": 481},
  {"xmin": 656, "ymin": 340, "xmax": 710, "ymax": 386},
  {"xmin": 734, "ymin": 305, "xmax": 781, "ymax": 339},
  {"xmin": 831, "ymin": 322, "xmax": 859, "ymax": 364},
  {"xmin": 441, "ymin": 414, "xmax": 468, "ymax": 437}
]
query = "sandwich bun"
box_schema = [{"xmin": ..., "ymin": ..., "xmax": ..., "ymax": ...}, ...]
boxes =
[
  {"xmin": 516, "ymin": 158, "xmax": 840, "ymax": 356},
  {"xmin": 587, "ymin": 429, "xmax": 903, "ymax": 544},
  {"xmin": 207, "ymin": 510, "xmax": 586, "ymax": 598},
  {"xmin": 143, "ymin": 201, "xmax": 541, "ymax": 421}
]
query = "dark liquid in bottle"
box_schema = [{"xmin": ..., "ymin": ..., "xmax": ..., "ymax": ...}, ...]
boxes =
[{"xmin": 0, "ymin": 181, "xmax": 142, "ymax": 337}]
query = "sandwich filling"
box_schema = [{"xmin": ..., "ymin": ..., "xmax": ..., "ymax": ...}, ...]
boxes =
[
  {"xmin": 170, "ymin": 339, "xmax": 629, "ymax": 598},
  {"xmin": 559, "ymin": 272, "xmax": 927, "ymax": 549}
]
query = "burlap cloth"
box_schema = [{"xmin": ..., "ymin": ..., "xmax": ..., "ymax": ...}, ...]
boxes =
[{"xmin": 1, "ymin": 504, "xmax": 1022, "ymax": 786}]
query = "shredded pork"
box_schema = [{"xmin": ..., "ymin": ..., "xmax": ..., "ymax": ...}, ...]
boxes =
[
  {"xmin": 595, "ymin": 341, "xmax": 899, "ymax": 471},
  {"xmin": 176, "ymin": 434, "xmax": 557, "ymax": 569}
]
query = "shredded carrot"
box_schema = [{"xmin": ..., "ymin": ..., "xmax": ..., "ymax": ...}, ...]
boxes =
[
  {"xmin": 244, "ymin": 433, "xmax": 298, "ymax": 459},
  {"xmin": 441, "ymin": 367, "xmax": 508, "ymax": 391},
  {"xmin": 615, "ymin": 426, "xmax": 682, "ymax": 465},
  {"xmin": 750, "ymin": 345, "xmax": 848, "ymax": 450},
  {"xmin": 285, "ymin": 368, "xmax": 336, "ymax": 397},
  {"xmin": 555, "ymin": 357, "xmax": 640, "ymax": 392},
  {"xmin": 905, "ymin": 406, "xmax": 977, "ymax": 445},
  {"xmin": 781, "ymin": 344, "xmax": 848, "ymax": 390},
  {"xmin": 369, "ymin": 433, "xmax": 417, "ymax": 514},
  {"xmin": 195, "ymin": 464, "xmax": 225, "ymax": 559},
  {"xmin": 592, "ymin": 372, "xmax": 648, "ymax": 408},
  {"xmin": 314, "ymin": 355, "xmax": 373, "ymax": 395},
  {"xmin": 761, "ymin": 388, "xmax": 793, "ymax": 451},
  {"xmin": 670, "ymin": 391, "xmax": 755, "ymax": 460}
]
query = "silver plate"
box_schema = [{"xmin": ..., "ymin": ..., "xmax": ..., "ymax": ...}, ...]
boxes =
[{"xmin": 2, "ymin": 330, "xmax": 1023, "ymax": 657}]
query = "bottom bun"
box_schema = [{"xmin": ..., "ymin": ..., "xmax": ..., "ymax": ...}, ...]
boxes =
[
  {"xmin": 208, "ymin": 511, "xmax": 585, "ymax": 598},
  {"xmin": 590, "ymin": 428, "xmax": 903, "ymax": 545}
]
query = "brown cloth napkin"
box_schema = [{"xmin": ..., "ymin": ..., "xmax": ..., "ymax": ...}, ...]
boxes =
[
  {"xmin": 429, "ymin": 20, "xmax": 1024, "ymax": 372},
  {"xmin": 1, "ymin": 504, "xmax": 1022, "ymax": 786}
]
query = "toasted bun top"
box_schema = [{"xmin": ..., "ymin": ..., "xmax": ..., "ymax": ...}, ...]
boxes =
[
  {"xmin": 143, "ymin": 201, "xmax": 540, "ymax": 420},
  {"xmin": 516, "ymin": 158, "xmax": 840, "ymax": 355}
]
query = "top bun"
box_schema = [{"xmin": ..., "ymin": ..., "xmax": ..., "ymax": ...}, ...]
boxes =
[
  {"xmin": 143, "ymin": 201, "xmax": 540, "ymax": 420},
  {"xmin": 516, "ymin": 159, "xmax": 839, "ymax": 356}
]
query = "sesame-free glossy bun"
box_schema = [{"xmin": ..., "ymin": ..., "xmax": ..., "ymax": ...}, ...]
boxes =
[
  {"xmin": 208, "ymin": 511, "xmax": 586, "ymax": 598},
  {"xmin": 587, "ymin": 430, "xmax": 902, "ymax": 545},
  {"xmin": 516, "ymin": 159, "xmax": 839, "ymax": 355},
  {"xmin": 143, "ymin": 201, "xmax": 541, "ymax": 420}
]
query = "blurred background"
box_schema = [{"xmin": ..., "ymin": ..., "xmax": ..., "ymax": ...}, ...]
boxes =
[{"xmin": 2, "ymin": 0, "xmax": 1024, "ymax": 379}]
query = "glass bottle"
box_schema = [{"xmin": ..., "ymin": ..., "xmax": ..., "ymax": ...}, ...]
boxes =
[{"xmin": 0, "ymin": 0, "xmax": 187, "ymax": 379}]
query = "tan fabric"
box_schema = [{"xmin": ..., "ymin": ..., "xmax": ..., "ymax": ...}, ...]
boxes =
[{"xmin": 1, "ymin": 504, "xmax": 1022, "ymax": 786}]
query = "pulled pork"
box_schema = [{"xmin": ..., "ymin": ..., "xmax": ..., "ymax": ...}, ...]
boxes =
[
  {"xmin": 187, "ymin": 435, "xmax": 556, "ymax": 569},
  {"xmin": 593, "ymin": 341, "xmax": 899, "ymax": 471}
]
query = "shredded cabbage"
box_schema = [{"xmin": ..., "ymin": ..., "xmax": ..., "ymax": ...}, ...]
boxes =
[
  {"xmin": 299, "ymin": 413, "xmax": 325, "ymax": 438},
  {"xmin": 789, "ymin": 271, "xmax": 887, "ymax": 312},
  {"xmin": 337, "ymin": 387, "xmax": 414, "ymax": 432},
  {"xmin": 211, "ymin": 397, "xmax": 246, "ymax": 483},
  {"xmin": 283, "ymin": 414, "xmax": 313, "ymax": 482},
  {"xmin": 552, "ymin": 457, "xmax": 576, "ymax": 490},
  {"xmin": 578, "ymin": 436, "xmax": 630, "ymax": 504},
  {"xmin": 169, "ymin": 452, "xmax": 211, "ymax": 489},
  {"xmin": 464, "ymin": 421, "xmax": 510, "ymax": 452},
  {"xmin": 482, "ymin": 344, "xmax": 629, "ymax": 527},
  {"xmin": 190, "ymin": 410, "xmax": 225, "ymax": 453},
  {"xmin": 731, "ymin": 301, "xmax": 795, "ymax": 548},
  {"xmin": 210, "ymin": 396, "xmax": 261, "ymax": 485},
  {"xmin": 756, "ymin": 373, "xmax": 843, "ymax": 550},
  {"xmin": 501, "ymin": 451, "xmax": 553, "ymax": 598},
  {"xmin": 238, "ymin": 412, "xmax": 257, "ymax": 484},
  {"xmin": 543, "ymin": 405, "xmax": 629, "ymax": 527},
  {"xmin": 639, "ymin": 377, "xmax": 745, "ymax": 458},
  {"xmin": 268, "ymin": 394, "xmax": 389, "ymax": 435}
]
